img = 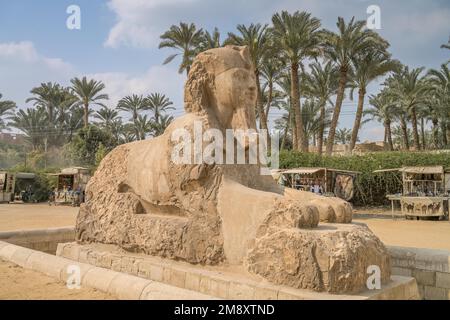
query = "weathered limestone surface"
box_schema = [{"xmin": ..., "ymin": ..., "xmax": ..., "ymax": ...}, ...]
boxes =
[
  {"xmin": 246, "ymin": 223, "xmax": 390, "ymax": 293},
  {"xmin": 76, "ymin": 45, "xmax": 391, "ymax": 294}
]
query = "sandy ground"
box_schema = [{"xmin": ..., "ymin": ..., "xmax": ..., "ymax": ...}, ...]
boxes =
[
  {"xmin": 354, "ymin": 216, "xmax": 450, "ymax": 251},
  {"xmin": 0, "ymin": 203, "xmax": 78, "ymax": 231},
  {"xmin": 0, "ymin": 259, "xmax": 115, "ymax": 300},
  {"xmin": 0, "ymin": 203, "xmax": 449, "ymax": 299},
  {"xmin": 354, "ymin": 205, "xmax": 450, "ymax": 251}
]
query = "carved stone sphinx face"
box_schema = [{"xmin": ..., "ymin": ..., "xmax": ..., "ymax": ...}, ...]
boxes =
[{"xmin": 213, "ymin": 66, "xmax": 258, "ymax": 132}]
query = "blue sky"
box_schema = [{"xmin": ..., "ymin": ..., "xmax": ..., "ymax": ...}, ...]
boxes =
[{"xmin": 1, "ymin": 0, "xmax": 449, "ymax": 141}]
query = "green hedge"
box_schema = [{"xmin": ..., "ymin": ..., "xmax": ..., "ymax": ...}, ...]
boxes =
[{"xmin": 279, "ymin": 151, "xmax": 450, "ymax": 206}]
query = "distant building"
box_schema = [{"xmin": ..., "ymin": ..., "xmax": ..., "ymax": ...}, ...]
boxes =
[{"xmin": 309, "ymin": 141, "xmax": 386, "ymax": 155}]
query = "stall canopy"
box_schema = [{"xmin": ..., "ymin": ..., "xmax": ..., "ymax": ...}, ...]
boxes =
[
  {"xmin": 281, "ymin": 168, "xmax": 325, "ymax": 175},
  {"xmin": 400, "ymin": 166, "xmax": 444, "ymax": 174},
  {"xmin": 374, "ymin": 166, "xmax": 444, "ymax": 174},
  {"xmin": 280, "ymin": 168, "xmax": 360, "ymax": 175}
]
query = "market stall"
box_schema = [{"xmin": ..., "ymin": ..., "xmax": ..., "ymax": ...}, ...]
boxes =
[
  {"xmin": 49, "ymin": 167, "xmax": 90, "ymax": 206},
  {"xmin": 374, "ymin": 166, "xmax": 450, "ymax": 219},
  {"xmin": 273, "ymin": 167, "xmax": 360, "ymax": 201},
  {"xmin": 0, "ymin": 171, "xmax": 15, "ymax": 203}
]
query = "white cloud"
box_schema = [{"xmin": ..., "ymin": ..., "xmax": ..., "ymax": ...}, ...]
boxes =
[
  {"xmin": 0, "ymin": 41, "xmax": 74, "ymax": 73},
  {"xmin": 0, "ymin": 41, "xmax": 185, "ymax": 117},
  {"xmin": 104, "ymin": 0, "xmax": 198, "ymax": 48},
  {"xmin": 0, "ymin": 41, "xmax": 75, "ymax": 104},
  {"xmin": 0, "ymin": 41, "xmax": 38, "ymax": 62},
  {"xmin": 86, "ymin": 65, "xmax": 185, "ymax": 112},
  {"xmin": 387, "ymin": 9, "xmax": 450, "ymax": 41}
]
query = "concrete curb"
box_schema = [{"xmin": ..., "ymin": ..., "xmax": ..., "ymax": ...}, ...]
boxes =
[
  {"xmin": 0, "ymin": 241, "xmax": 216, "ymax": 300},
  {"xmin": 0, "ymin": 227, "xmax": 75, "ymax": 254}
]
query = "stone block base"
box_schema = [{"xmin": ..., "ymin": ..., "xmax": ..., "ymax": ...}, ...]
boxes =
[{"xmin": 57, "ymin": 242, "xmax": 419, "ymax": 300}]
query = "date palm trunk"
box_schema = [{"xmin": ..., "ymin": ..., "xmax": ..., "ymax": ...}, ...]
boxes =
[
  {"xmin": 432, "ymin": 118, "xmax": 439, "ymax": 149},
  {"xmin": 255, "ymin": 71, "xmax": 268, "ymax": 132},
  {"xmin": 255, "ymin": 71, "xmax": 270, "ymax": 151},
  {"xmin": 385, "ymin": 119, "xmax": 394, "ymax": 151},
  {"xmin": 326, "ymin": 66, "xmax": 348, "ymax": 155},
  {"xmin": 400, "ymin": 116, "xmax": 409, "ymax": 150},
  {"xmin": 290, "ymin": 62, "xmax": 305, "ymax": 151},
  {"xmin": 410, "ymin": 107, "xmax": 421, "ymax": 151},
  {"xmin": 265, "ymin": 80, "xmax": 273, "ymax": 120},
  {"xmin": 83, "ymin": 102, "xmax": 89, "ymax": 128},
  {"xmin": 281, "ymin": 107, "xmax": 292, "ymax": 150},
  {"xmin": 420, "ymin": 117, "xmax": 426, "ymax": 150},
  {"xmin": 350, "ymin": 88, "xmax": 365, "ymax": 151},
  {"xmin": 317, "ymin": 101, "xmax": 326, "ymax": 156}
]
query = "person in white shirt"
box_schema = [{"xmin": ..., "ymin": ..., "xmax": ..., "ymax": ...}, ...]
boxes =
[{"xmin": 311, "ymin": 179, "xmax": 322, "ymax": 195}]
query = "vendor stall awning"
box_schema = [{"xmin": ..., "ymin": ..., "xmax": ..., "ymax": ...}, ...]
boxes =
[
  {"xmin": 281, "ymin": 167, "xmax": 360, "ymax": 175},
  {"xmin": 281, "ymin": 168, "xmax": 326, "ymax": 175},
  {"xmin": 373, "ymin": 168, "xmax": 401, "ymax": 173},
  {"xmin": 374, "ymin": 166, "xmax": 444, "ymax": 174},
  {"xmin": 400, "ymin": 166, "xmax": 444, "ymax": 174}
]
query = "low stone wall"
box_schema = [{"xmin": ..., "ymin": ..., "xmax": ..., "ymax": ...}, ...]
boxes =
[
  {"xmin": 388, "ymin": 246, "xmax": 450, "ymax": 300},
  {"xmin": 0, "ymin": 227, "xmax": 75, "ymax": 254},
  {"xmin": 56, "ymin": 242, "xmax": 419, "ymax": 300},
  {"xmin": 0, "ymin": 241, "xmax": 214, "ymax": 300}
]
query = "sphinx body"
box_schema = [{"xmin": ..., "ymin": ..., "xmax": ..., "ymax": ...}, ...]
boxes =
[{"xmin": 76, "ymin": 46, "xmax": 390, "ymax": 293}]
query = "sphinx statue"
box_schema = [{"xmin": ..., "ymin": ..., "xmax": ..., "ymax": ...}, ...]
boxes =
[{"xmin": 76, "ymin": 45, "xmax": 390, "ymax": 294}]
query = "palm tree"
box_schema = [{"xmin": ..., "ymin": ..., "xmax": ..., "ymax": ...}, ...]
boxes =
[
  {"xmin": 64, "ymin": 106, "xmax": 85, "ymax": 142},
  {"xmin": 274, "ymin": 99, "xmax": 294, "ymax": 150},
  {"xmin": 301, "ymin": 99, "xmax": 331, "ymax": 148},
  {"xmin": 226, "ymin": 23, "xmax": 272, "ymax": 132},
  {"xmin": 385, "ymin": 67, "xmax": 431, "ymax": 150},
  {"xmin": 145, "ymin": 93, "xmax": 174, "ymax": 124},
  {"xmin": 200, "ymin": 27, "xmax": 222, "ymax": 50},
  {"xmin": 159, "ymin": 22, "xmax": 204, "ymax": 75},
  {"xmin": 321, "ymin": 16, "xmax": 388, "ymax": 155},
  {"xmin": 271, "ymin": 11, "xmax": 322, "ymax": 151},
  {"xmin": 26, "ymin": 82, "xmax": 61, "ymax": 123},
  {"xmin": 10, "ymin": 107, "xmax": 48, "ymax": 150},
  {"xmin": 121, "ymin": 123, "xmax": 138, "ymax": 143},
  {"xmin": 0, "ymin": 94, "xmax": 16, "ymax": 130},
  {"xmin": 94, "ymin": 106, "xmax": 120, "ymax": 129},
  {"xmin": 55, "ymin": 88, "xmax": 78, "ymax": 134},
  {"xmin": 335, "ymin": 127, "xmax": 352, "ymax": 145},
  {"xmin": 117, "ymin": 94, "xmax": 147, "ymax": 140},
  {"xmin": 276, "ymin": 73, "xmax": 296, "ymax": 146},
  {"xmin": 365, "ymin": 92, "xmax": 396, "ymax": 150},
  {"xmin": 427, "ymin": 63, "xmax": 450, "ymax": 147},
  {"xmin": 260, "ymin": 55, "xmax": 283, "ymax": 122},
  {"xmin": 70, "ymin": 77, "xmax": 109, "ymax": 128},
  {"xmin": 348, "ymin": 51, "xmax": 400, "ymax": 151},
  {"xmin": 152, "ymin": 114, "xmax": 174, "ymax": 136},
  {"xmin": 303, "ymin": 61, "xmax": 339, "ymax": 155},
  {"xmin": 133, "ymin": 114, "xmax": 153, "ymax": 140}
]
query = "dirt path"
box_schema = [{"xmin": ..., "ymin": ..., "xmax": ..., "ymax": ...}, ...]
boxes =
[
  {"xmin": 0, "ymin": 203, "xmax": 78, "ymax": 231},
  {"xmin": 0, "ymin": 259, "xmax": 115, "ymax": 300},
  {"xmin": 353, "ymin": 216, "xmax": 450, "ymax": 251}
]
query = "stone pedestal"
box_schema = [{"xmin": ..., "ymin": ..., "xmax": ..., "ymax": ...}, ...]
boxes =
[{"xmin": 57, "ymin": 242, "xmax": 419, "ymax": 300}]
